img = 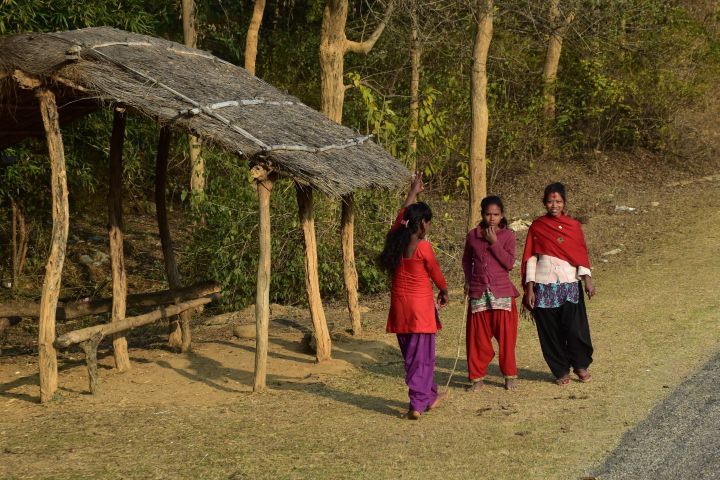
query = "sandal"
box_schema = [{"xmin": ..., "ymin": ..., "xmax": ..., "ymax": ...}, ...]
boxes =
[
  {"xmin": 573, "ymin": 368, "xmax": 592, "ymax": 383},
  {"xmin": 555, "ymin": 375, "xmax": 571, "ymax": 386}
]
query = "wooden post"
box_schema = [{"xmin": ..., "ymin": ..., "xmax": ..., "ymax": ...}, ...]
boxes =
[
  {"xmin": 252, "ymin": 165, "xmax": 274, "ymax": 392},
  {"xmin": 108, "ymin": 107, "xmax": 131, "ymax": 371},
  {"xmin": 295, "ymin": 184, "xmax": 332, "ymax": 361},
  {"xmin": 36, "ymin": 87, "xmax": 69, "ymax": 403},
  {"xmin": 341, "ymin": 194, "xmax": 362, "ymax": 335},
  {"xmin": 155, "ymin": 126, "xmax": 192, "ymax": 352},
  {"xmin": 80, "ymin": 333, "xmax": 103, "ymax": 394}
]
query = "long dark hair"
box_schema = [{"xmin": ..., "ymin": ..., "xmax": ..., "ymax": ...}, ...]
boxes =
[
  {"xmin": 479, "ymin": 195, "xmax": 508, "ymax": 229},
  {"xmin": 378, "ymin": 202, "xmax": 433, "ymax": 276}
]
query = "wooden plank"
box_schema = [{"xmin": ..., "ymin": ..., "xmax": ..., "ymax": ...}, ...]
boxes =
[
  {"xmin": 55, "ymin": 296, "xmax": 217, "ymax": 348},
  {"xmin": 296, "ymin": 184, "xmax": 331, "ymax": 361},
  {"xmin": 0, "ymin": 281, "xmax": 221, "ymax": 321},
  {"xmin": 341, "ymin": 194, "xmax": 362, "ymax": 335},
  {"xmin": 108, "ymin": 106, "xmax": 131, "ymax": 371},
  {"xmin": 36, "ymin": 87, "xmax": 69, "ymax": 403},
  {"xmin": 252, "ymin": 166, "xmax": 274, "ymax": 392},
  {"xmin": 155, "ymin": 126, "xmax": 192, "ymax": 352}
]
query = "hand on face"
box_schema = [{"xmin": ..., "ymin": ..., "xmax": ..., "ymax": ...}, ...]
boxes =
[{"xmin": 482, "ymin": 225, "xmax": 497, "ymax": 244}]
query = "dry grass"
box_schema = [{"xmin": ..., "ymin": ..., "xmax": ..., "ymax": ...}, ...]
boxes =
[{"xmin": 1, "ymin": 168, "xmax": 720, "ymax": 479}]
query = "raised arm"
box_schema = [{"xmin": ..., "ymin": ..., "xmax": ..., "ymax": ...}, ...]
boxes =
[
  {"xmin": 402, "ymin": 172, "xmax": 424, "ymax": 208},
  {"xmin": 488, "ymin": 230, "xmax": 516, "ymax": 271}
]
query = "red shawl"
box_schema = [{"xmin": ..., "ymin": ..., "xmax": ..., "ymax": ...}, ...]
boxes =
[{"xmin": 521, "ymin": 214, "xmax": 591, "ymax": 286}]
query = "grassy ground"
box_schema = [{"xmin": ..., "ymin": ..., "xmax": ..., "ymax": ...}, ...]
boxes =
[{"xmin": 1, "ymin": 168, "xmax": 720, "ymax": 479}]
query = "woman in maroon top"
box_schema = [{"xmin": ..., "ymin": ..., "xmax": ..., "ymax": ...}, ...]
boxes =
[
  {"xmin": 379, "ymin": 174, "xmax": 449, "ymax": 419},
  {"xmin": 462, "ymin": 195, "xmax": 520, "ymax": 390}
]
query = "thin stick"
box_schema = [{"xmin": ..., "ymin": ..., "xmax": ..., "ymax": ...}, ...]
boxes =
[{"xmin": 444, "ymin": 294, "xmax": 469, "ymax": 393}]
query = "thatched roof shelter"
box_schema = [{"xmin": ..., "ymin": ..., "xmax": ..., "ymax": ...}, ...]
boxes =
[
  {"xmin": 0, "ymin": 27, "xmax": 408, "ymax": 402},
  {"xmin": 0, "ymin": 27, "xmax": 408, "ymax": 196}
]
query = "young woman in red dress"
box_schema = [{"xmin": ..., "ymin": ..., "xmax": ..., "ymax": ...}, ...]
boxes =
[{"xmin": 379, "ymin": 174, "xmax": 449, "ymax": 419}]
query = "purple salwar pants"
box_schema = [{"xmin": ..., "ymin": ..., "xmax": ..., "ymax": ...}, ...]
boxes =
[{"xmin": 397, "ymin": 333, "xmax": 438, "ymax": 413}]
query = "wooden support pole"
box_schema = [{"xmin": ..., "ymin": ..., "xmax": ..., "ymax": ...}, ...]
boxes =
[
  {"xmin": 155, "ymin": 126, "xmax": 192, "ymax": 352},
  {"xmin": 295, "ymin": 185, "xmax": 332, "ymax": 361},
  {"xmin": 252, "ymin": 166, "xmax": 274, "ymax": 392},
  {"xmin": 341, "ymin": 194, "xmax": 362, "ymax": 335},
  {"xmin": 108, "ymin": 106, "xmax": 131, "ymax": 371},
  {"xmin": 80, "ymin": 332, "xmax": 103, "ymax": 394},
  {"xmin": 55, "ymin": 296, "xmax": 216, "ymax": 348},
  {"xmin": 36, "ymin": 87, "xmax": 69, "ymax": 403},
  {"xmin": 0, "ymin": 280, "xmax": 221, "ymax": 322}
]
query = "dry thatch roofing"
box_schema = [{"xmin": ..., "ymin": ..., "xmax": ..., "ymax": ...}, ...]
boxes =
[{"xmin": 0, "ymin": 27, "xmax": 409, "ymax": 196}]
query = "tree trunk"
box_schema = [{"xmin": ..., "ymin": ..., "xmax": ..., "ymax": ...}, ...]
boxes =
[
  {"xmin": 10, "ymin": 201, "xmax": 17, "ymax": 288},
  {"xmin": 252, "ymin": 167, "xmax": 274, "ymax": 392},
  {"xmin": 319, "ymin": 0, "xmax": 394, "ymax": 334},
  {"xmin": 16, "ymin": 205, "xmax": 29, "ymax": 277},
  {"xmin": 341, "ymin": 194, "xmax": 361, "ymax": 335},
  {"xmin": 542, "ymin": 0, "xmax": 575, "ymax": 122},
  {"xmin": 36, "ymin": 88, "xmax": 69, "ymax": 403},
  {"xmin": 244, "ymin": 0, "xmax": 267, "ymax": 76},
  {"xmin": 408, "ymin": 3, "xmax": 421, "ymax": 170},
  {"xmin": 296, "ymin": 185, "xmax": 332, "ymax": 360},
  {"xmin": 183, "ymin": 0, "xmax": 205, "ymax": 202},
  {"xmin": 468, "ymin": 0, "xmax": 493, "ymax": 231},
  {"xmin": 108, "ymin": 107, "xmax": 131, "ymax": 371},
  {"xmin": 155, "ymin": 127, "xmax": 192, "ymax": 352}
]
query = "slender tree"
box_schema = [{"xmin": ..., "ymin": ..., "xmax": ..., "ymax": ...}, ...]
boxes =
[
  {"xmin": 183, "ymin": 0, "xmax": 205, "ymax": 198},
  {"xmin": 468, "ymin": 0, "xmax": 493, "ymax": 231},
  {"xmin": 542, "ymin": 0, "xmax": 575, "ymax": 122},
  {"xmin": 408, "ymin": 0, "xmax": 420, "ymax": 170},
  {"xmin": 319, "ymin": 0, "xmax": 395, "ymax": 335},
  {"xmin": 244, "ymin": 0, "xmax": 267, "ymax": 75}
]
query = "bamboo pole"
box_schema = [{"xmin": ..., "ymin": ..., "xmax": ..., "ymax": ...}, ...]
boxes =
[
  {"xmin": 108, "ymin": 106, "xmax": 131, "ymax": 371},
  {"xmin": 55, "ymin": 296, "xmax": 216, "ymax": 348},
  {"xmin": 252, "ymin": 165, "xmax": 274, "ymax": 392},
  {"xmin": 341, "ymin": 194, "xmax": 362, "ymax": 335},
  {"xmin": 36, "ymin": 87, "xmax": 69, "ymax": 403},
  {"xmin": 295, "ymin": 184, "xmax": 332, "ymax": 361},
  {"xmin": 155, "ymin": 126, "xmax": 192, "ymax": 352}
]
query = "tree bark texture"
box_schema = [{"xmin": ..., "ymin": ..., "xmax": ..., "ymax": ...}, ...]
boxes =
[
  {"xmin": 182, "ymin": 0, "xmax": 205, "ymax": 201},
  {"xmin": 36, "ymin": 88, "xmax": 69, "ymax": 403},
  {"xmin": 341, "ymin": 194, "xmax": 362, "ymax": 335},
  {"xmin": 55, "ymin": 296, "xmax": 215, "ymax": 348},
  {"xmin": 0, "ymin": 281, "xmax": 220, "ymax": 322},
  {"xmin": 296, "ymin": 185, "xmax": 332, "ymax": 360},
  {"xmin": 244, "ymin": 0, "xmax": 266, "ymax": 76},
  {"xmin": 468, "ymin": 0, "xmax": 493, "ymax": 231},
  {"xmin": 319, "ymin": 0, "xmax": 395, "ymax": 123},
  {"xmin": 155, "ymin": 127, "xmax": 192, "ymax": 352},
  {"xmin": 108, "ymin": 107, "xmax": 131, "ymax": 371},
  {"xmin": 542, "ymin": 0, "xmax": 575, "ymax": 122},
  {"xmin": 253, "ymin": 168, "xmax": 274, "ymax": 392},
  {"xmin": 408, "ymin": 5, "xmax": 421, "ymax": 169},
  {"xmin": 80, "ymin": 333, "xmax": 103, "ymax": 394}
]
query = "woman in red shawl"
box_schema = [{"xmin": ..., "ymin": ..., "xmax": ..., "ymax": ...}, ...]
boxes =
[{"xmin": 521, "ymin": 183, "xmax": 596, "ymax": 385}]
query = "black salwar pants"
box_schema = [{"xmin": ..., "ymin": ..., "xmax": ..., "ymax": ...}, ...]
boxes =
[{"xmin": 532, "ymin": 283, "xmax": 593, "ymax": 378}]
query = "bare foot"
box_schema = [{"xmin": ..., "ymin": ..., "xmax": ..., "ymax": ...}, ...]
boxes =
[
  {"xmin": 428, "ymin": 391, "xmax": 448, "ymax": 410},
  {"xmin": 555, "ymin": 374, "xmax": 571, "ymax": 386},
  {"xmin": 573, "ymin": 368, "xmax": 592, "ymax": 383},
  {"xmin": 466, "ymin": 380, "xmax": 484, "ymax": 392},
  {"xmin": 407, "ymin": 410, "xmax": 421, "ymax": 420},
  {"xmin": 504, "ymin": 378, "xmax": 517, "ymax": 390}
]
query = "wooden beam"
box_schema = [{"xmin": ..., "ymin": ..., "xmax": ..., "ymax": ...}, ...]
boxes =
[
  {"xmin": 108, "ymin": 106, "xmax": 131, "ymax": 371},
  {"xmin": 252, "ymin": 166, "xmax": 275, "ymax": 392},
  {"xmin": 80, "ymin": 333, "xmax": 103, "ymax": 394},
  {"xmin": 0, "ymin": 281, "xmax": 221, "ymax": 321},
  {"xmin": 155, "ymin": 126, "xmax": 192, "ymax": 352},
  {"xmin": 341, "ymin": 194, "xmax": 362, "ymax": 335},
  {"xmin": 296, "ymin": 184, "xmax": 331, "ymax": 361},
  {"xmin": 55, "ymin": 296, "xmax": 216, "ymax": 348},
  {"xmin": 36, "ymin": 87, "xmax": 69, "ymax": 403}
]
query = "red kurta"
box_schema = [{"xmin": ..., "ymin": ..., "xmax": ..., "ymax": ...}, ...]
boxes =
[{"xmin": 386, "ymin": 209, "xmax": 447, "ymax": 334}]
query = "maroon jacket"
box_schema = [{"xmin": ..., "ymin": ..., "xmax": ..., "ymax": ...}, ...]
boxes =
[{"xmin": 462, "ymin": 225, "xmax": 520, "ymax": 299}]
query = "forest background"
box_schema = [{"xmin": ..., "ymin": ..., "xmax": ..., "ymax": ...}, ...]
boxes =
[{"xmin": 1, "ymin": 0, "xmax": 719, "ymax": 312}]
